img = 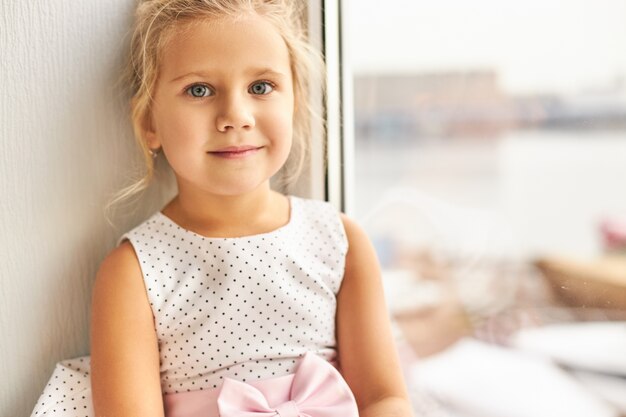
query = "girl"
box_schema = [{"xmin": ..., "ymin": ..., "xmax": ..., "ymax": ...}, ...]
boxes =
[{"xmin": 31, "ymin": 1, "xmax": 413, "ymax": 416}]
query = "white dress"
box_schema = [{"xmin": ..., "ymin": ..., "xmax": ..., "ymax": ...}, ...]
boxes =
[{"xmin": 31, "ymin": 195, "xmax": 349, "ymax": 416}]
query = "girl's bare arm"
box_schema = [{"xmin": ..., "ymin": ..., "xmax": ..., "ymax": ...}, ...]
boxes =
[
  {"xmin": 336, "ymin": 214, "xmax": 415, "ymax": 417},
  {"xmin": 90, "ymin": 242, "xmax": 165, "ymax": 416}
]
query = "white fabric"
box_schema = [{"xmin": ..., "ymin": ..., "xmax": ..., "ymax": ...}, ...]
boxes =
[
  {"xmin": 511, "ymin": 321, "xmax": 626, "ymax": 376},
  {"xmin": 116, "ymin": 195, "xmax": 348, "ymax": 393},
  {"xmin": 410, "ymin": 337, "xmax": 619, "ymax": 417},
  {"xmin": 31, "ymin": 195, "xmax": 348, "ymax": 416}
]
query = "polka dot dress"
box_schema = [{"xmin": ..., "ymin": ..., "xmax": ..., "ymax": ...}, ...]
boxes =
[{"xmin": 31, "ymin": 195, "xmax": 348, "ymax": 416}]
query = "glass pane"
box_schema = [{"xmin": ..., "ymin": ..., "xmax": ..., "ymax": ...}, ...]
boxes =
[{"xmin": 348, "ymin": 1, "xmax": 626, "ymax": 415}]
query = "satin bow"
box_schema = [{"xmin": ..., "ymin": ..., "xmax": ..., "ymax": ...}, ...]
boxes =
[{"xmin": 216, "ymin": 352, "xmax": 359, "ymax": 417}]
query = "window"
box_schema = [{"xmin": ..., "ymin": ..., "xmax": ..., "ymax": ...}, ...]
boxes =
[{"xmin": 345, "ymin": 1, "xmax": 626, "ymax": 415}]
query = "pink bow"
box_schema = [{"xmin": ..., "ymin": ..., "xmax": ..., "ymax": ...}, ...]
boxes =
[{"xmin": 217, "ymin": 352, "xmax": 359, "ymax": 417}]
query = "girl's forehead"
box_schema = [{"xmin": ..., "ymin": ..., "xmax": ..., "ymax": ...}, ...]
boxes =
[{"xmin": 159, "ymin": 15, "xmax": 291, "ymax": 80}]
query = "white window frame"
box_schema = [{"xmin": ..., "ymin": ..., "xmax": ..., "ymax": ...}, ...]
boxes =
[{"xmin": 296, "ymin": 0, "xmax": 354, "ymax": 215}]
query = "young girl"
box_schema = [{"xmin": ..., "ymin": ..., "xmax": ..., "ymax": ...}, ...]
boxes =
[{"xmin": 31, "ymin": 1, "xmax": 413, "ymax": 416}]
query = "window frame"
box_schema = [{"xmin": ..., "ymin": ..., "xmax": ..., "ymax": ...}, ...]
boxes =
[{"xmin": 297, "ymin": 0, "xmax": 353, "ymax": 214}]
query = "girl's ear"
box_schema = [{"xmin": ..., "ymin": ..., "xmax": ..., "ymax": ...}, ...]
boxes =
[
  {"xmin": 144, "ymin": 119, "xmax": 160, "ymax": 149},
  {"xmin": 131, "ymin": 96, "xmax": 161, "ymax": 149}
]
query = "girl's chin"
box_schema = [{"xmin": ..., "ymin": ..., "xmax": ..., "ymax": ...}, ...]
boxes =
[{"xmin": 197, "ymin": 180, "xmax": 273, "ymax": 197}]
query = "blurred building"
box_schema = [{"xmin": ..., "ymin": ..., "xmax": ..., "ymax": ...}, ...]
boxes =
[{"xmin": 354, "ymin": 70, "xmax": 626, "ymax": 141}]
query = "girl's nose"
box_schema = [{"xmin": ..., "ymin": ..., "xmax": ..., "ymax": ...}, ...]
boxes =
[{"xmin": 215, "ymin": 94, "xmax": 255, "ymax": 132}]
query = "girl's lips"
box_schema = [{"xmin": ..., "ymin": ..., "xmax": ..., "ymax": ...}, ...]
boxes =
[{"xmin": 208, "ymin": 145, "xmax": 263, "ymax": 159}]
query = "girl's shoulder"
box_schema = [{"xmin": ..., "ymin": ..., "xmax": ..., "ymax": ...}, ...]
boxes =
[
  {"xmin": 291, "ymin": 194, "xmax": 343, "ymax": 221},
  {"xmin": 114, "ymin": 211, "xmax": 164, "ymax": 248},
  {"xmin": 294, "ymin": 196, "xmax": 375, "ymax": 254},
  {"xmin": 291, "ymin": 195, "xmax": 348, "ymax": 247},
  {"xmin": 291, "ymin": 195, "xmax": 341, "ymax": 217}
]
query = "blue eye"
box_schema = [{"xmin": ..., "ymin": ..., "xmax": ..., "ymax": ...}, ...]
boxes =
[
  {"xmin": 186, "ymin": 84, "xmax": 212, "ymax": 98},
  {"xmin": 249, "ymin": 81, "xmax": 274, "ymax": 95}
]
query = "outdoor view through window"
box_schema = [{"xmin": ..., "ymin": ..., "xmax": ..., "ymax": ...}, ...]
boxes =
[{"xmin": 347, "ymin": 1, "xmax": 626, "ymax": 416}]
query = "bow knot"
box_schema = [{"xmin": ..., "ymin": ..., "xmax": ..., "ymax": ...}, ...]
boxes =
[
  {"xmin": 217, "ymin": 352, "xmax": 359, "ymax": 417},
  {"xmin": 274, "ymin": 400, "xmax": 299, "ymax": 417}
]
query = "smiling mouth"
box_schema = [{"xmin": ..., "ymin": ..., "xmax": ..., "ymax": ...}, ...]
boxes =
[{"xmin": 207, "ymin": 146, "xmax": 263, "ymax": 159}]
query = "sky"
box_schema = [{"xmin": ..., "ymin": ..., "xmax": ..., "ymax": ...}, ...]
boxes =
[{"xmin": 345, "ymin": 0, "xmax": 626, "ymax": 95}]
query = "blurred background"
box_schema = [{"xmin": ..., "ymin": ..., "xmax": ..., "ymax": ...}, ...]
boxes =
[{"xmin": 346, "ymin": 1, "xmax": 626, "ymax": 416}]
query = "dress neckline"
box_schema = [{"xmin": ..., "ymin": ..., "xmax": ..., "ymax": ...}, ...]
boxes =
[{"xmin": 155, "ymin": 195, "xmax": 296, "ymax": 241}]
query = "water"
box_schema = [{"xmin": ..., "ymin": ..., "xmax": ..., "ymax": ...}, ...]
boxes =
[{"xmin": 355, "ymin": 129, "xmax": 626, "ymax": 259}]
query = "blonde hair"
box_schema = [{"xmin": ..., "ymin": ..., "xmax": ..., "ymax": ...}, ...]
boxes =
[{"xmin": 106, "ymin": 0, "xmax": 325, "ymax": 218}]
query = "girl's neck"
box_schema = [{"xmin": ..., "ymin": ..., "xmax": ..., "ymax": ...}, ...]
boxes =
[{"xmin": 161, "ymin": 185, "xmax": 290, "ymax": 238}]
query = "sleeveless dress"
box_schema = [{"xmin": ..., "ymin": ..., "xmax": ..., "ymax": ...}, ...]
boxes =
[{"xmin": 31, "ymin": 195, "xmax": 358, "ymax": 417}]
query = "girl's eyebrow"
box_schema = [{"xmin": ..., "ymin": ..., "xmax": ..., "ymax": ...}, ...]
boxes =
[{"xmin": 169, "ymin": 68, "xmax": 288, "ymax": 83}]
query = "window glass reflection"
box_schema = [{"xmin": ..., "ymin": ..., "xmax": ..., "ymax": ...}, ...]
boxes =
[{"xmin": 348, "ymin": 1, "xmax": 626, "ymax": 416}]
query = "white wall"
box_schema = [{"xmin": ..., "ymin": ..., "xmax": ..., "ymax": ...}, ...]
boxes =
[{"xmin": 0, "ymin": 2, "xmax": 177, "ymax": 415}]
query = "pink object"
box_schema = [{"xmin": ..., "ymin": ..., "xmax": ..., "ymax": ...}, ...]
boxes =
[
  {"xmin": 600, "ymin": 217, "xmax": 626, "ymax": 252},
  {"xmin": 163, "ymin": 352, "xmax": 359, "ymax": 417},
  {"xmin": 207, "ymin": 145, "xmax": 264, "ymax": 159}
]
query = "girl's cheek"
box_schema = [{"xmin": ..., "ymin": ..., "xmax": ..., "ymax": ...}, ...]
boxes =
[
  {"xmin": 167, "ymin": 109, "xmax": 208, "ymax": 137},
  {"xmin": 266, "ymin": 114, "xmax": 293, "ymax": 140}
]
